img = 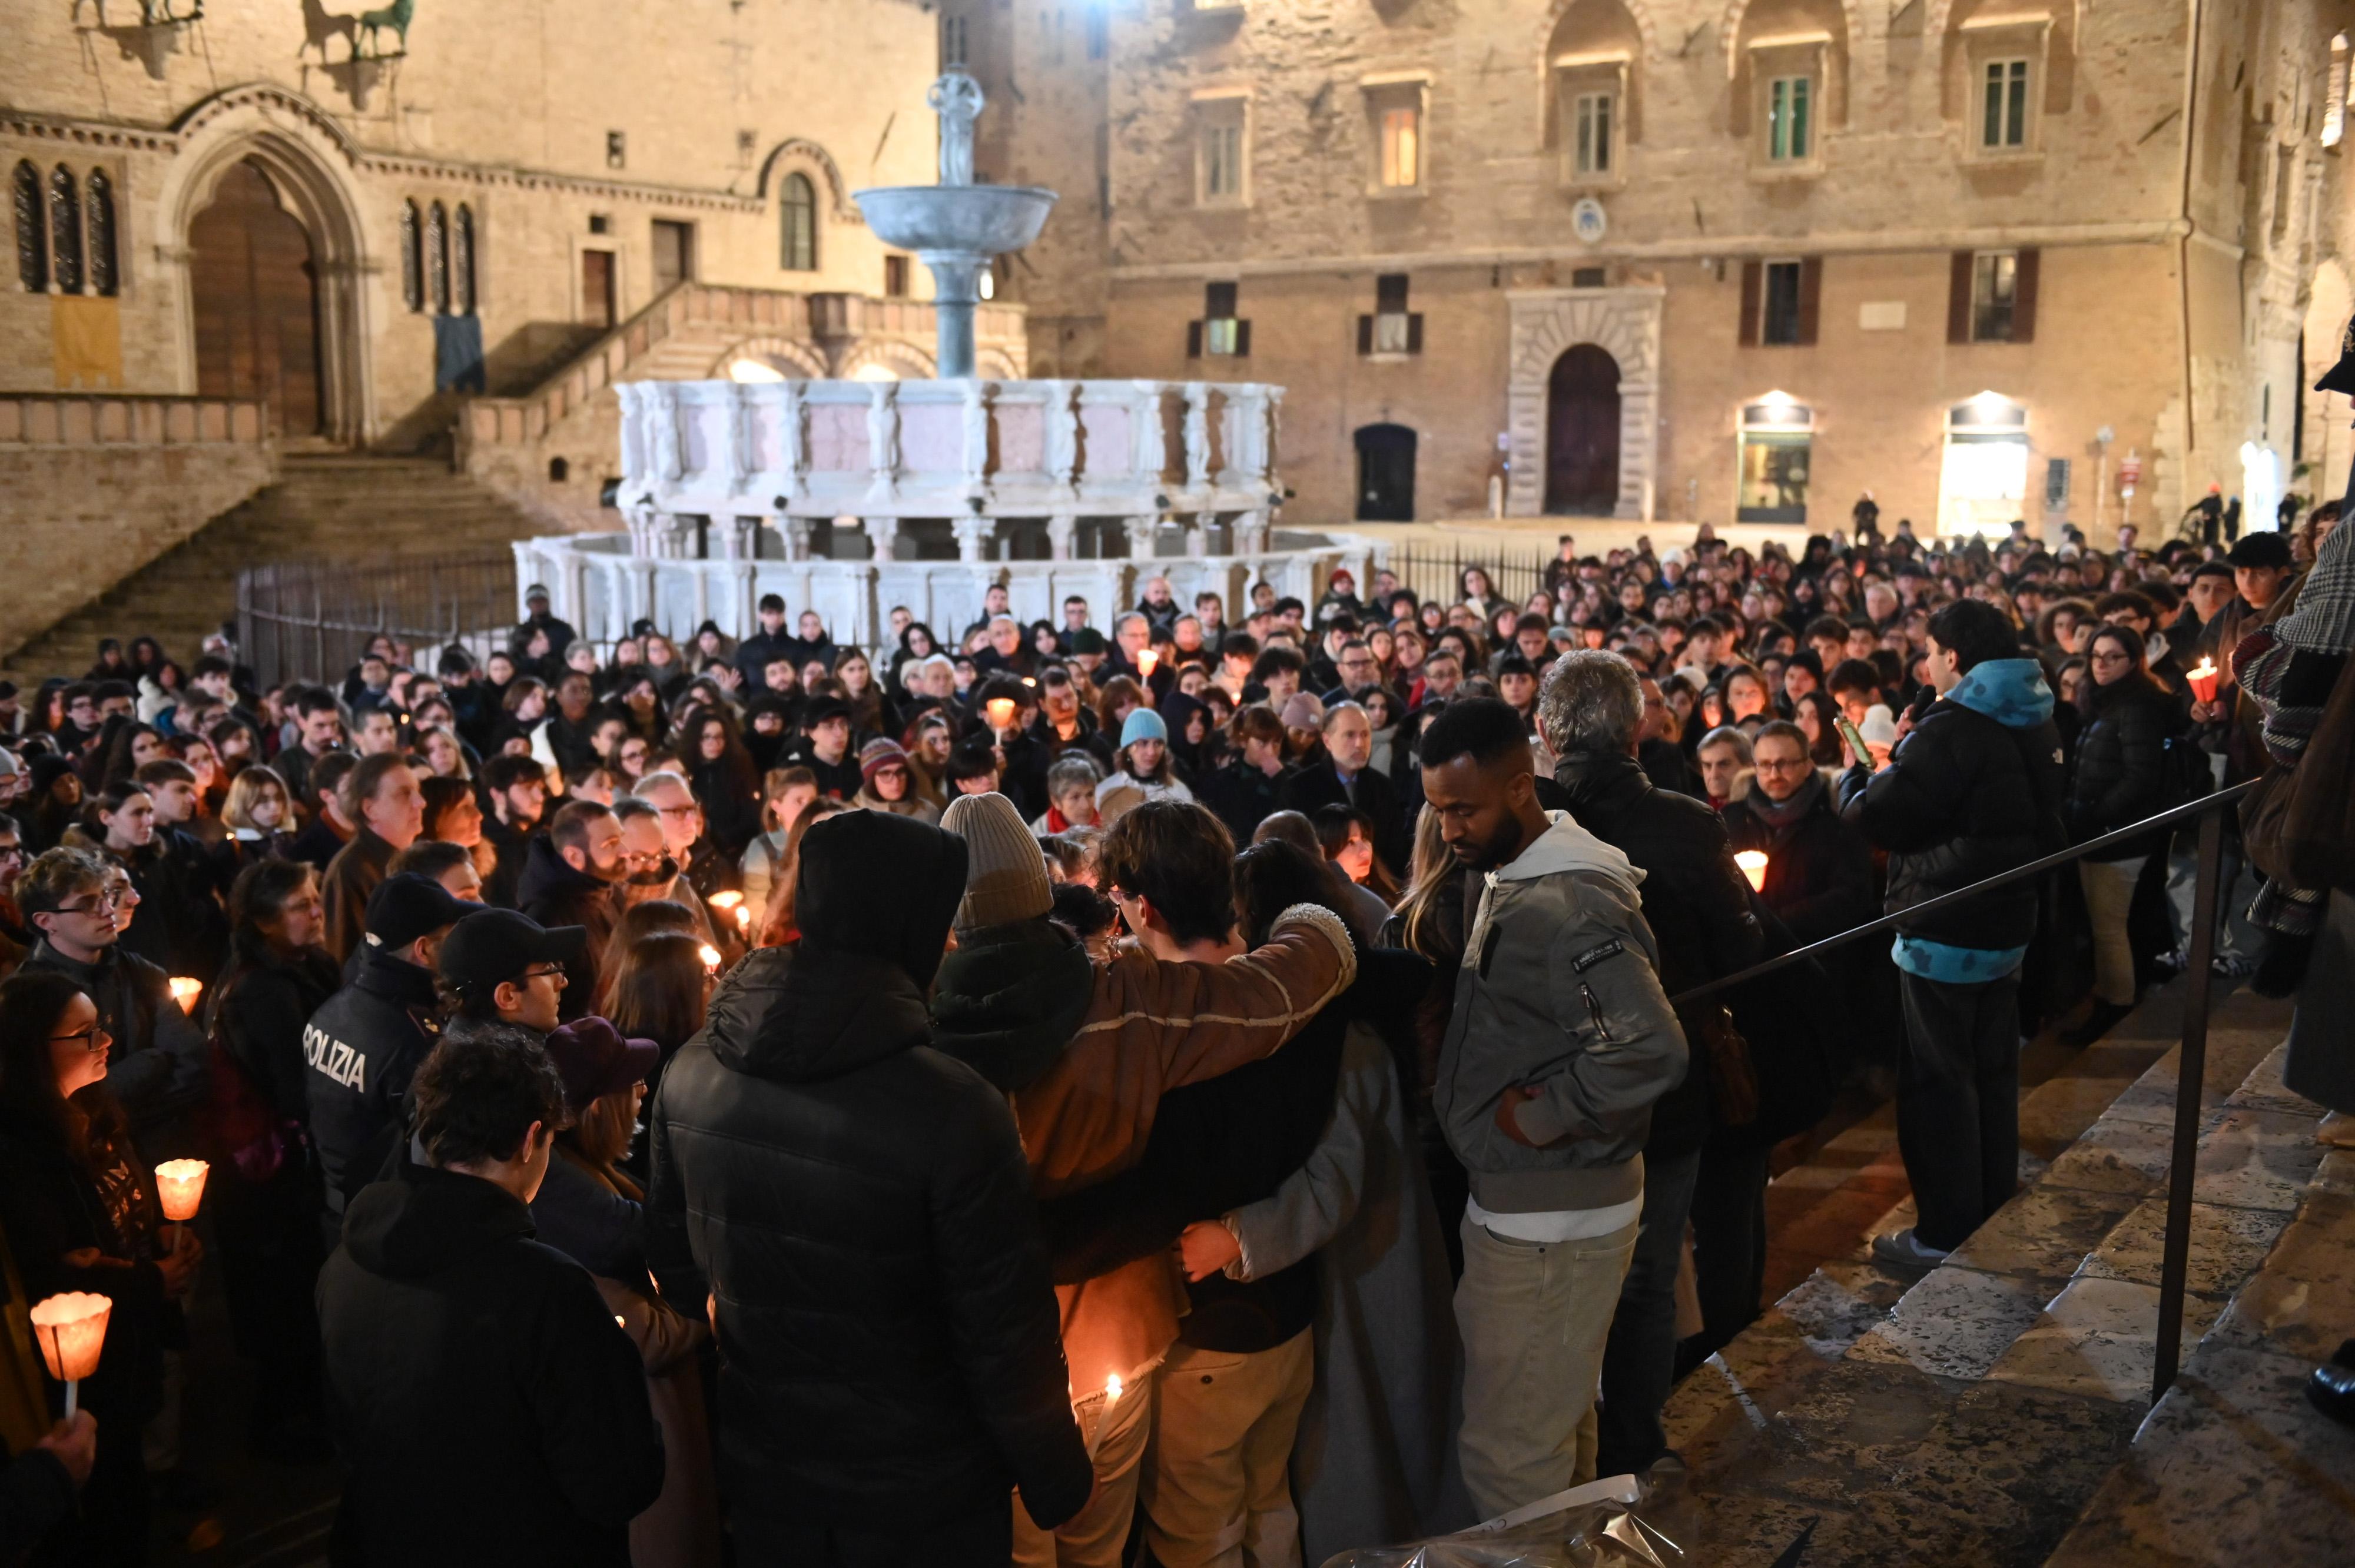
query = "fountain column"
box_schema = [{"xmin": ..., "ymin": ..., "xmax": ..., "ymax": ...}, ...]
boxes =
[{"xmin": 926, "ymin": 254, "xmax": 988, "ymax": 380}]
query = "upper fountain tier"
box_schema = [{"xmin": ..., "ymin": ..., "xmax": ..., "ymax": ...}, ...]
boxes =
[{"xmin": 853, "ymin": 72, "xmax": 1056, "ymax": 378}]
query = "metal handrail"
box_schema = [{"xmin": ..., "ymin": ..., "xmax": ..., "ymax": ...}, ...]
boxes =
[{"xmin": 1666, "ymin": 776, "xmax": 2257, "ymax": 1407}]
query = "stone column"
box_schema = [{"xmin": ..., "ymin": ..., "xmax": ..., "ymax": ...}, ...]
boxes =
[
  {"xmin": 712, "ymin": 516, "xmax": 760, "ymax": 561},
  {"xmin": 866, "ymin": 517, "xmax": 903, "ymax": 563},
  {"xmin": 1122, "ymin": 516, "xmax": 1157, "ymax": 560},
  {"xmin": 1187, "ymin": 511, "xmax": 1215, "ymax": 559},
  {"xmin": 953, "ymin": 515, "xmax": 996, "ymax": 562},
  {"xmin": 1046, "ymin": 514, "xmax": 1078, "ymax": 562},
  {"xmin": 780, "ymin": 517, "xmax": 816, "ymax": 563},
  {"xmin": 920, "ymin": 251, "xmax": 990, "ymax": 379},
  {"xmin": 1232, "ymin": 509, "xmax": 1271, "ymax": 556}
]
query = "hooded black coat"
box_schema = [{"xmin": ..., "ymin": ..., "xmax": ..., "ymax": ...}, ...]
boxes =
[
  {"xmin": 517, "ymin": 835, "xmax": 617, "ymax": 1019},
  {"xmin": 316, "ymin": 1162, "xmax": 664, "ymax": 1567},
  {"xmin": 645, "ymin": 811, "xmax": 1091, "ymax": 1539}
]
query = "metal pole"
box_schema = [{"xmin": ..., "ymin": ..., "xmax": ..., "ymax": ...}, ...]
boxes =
[{"xmin": 2152, "ymin": 805, "xmax": 2224, "ymax": 1405}]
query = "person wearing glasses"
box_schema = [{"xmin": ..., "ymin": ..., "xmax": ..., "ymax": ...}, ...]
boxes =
[
  {"xmin": 16, "ymin": 847, "xmax": 207, "ymax": 1147},
  {"xmin": 303, "ymin": 875, "xmax": 478, "ymax": 1222},
  {"xmin": 0, "ymin": 966, "xmax": 206, "ymax": 1562},
  {"xmin": 436, "ymin": 906, "xmax": 589, "ymax": 1040}
]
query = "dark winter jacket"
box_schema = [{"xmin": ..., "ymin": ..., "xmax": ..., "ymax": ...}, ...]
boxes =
[
  {"xmin": 303, "ymin": 945, "xmax": 443, "ymax": 1211},
  {"xmin": 319, "ymin": 1162, "xmax": 664, "ymax": 1567},
  {"xmin": 2066, "ymin": 675, "xmax": 2181, "ymax": 860},
  {"xmin": 517, "ymin": 836, "xmax": 618, "ymax": 1019},
  {"xmin": 1719, "ymin": 777, "xmax": 1878, "ymax": 948},
  {"xmin": 213, "ymin": 944, "xmax": 344, "ymax": 1127},
  {"xmin": 1837, "ymin": 659, "xmax": 2067, "ymax": 965},
  {"xmin": 0, "ymin": 1103, "xmax": 170, "ymax": 1435},
  {"xmin": 320, "ymin": 826, "xmax": 397, "ymax": 966},
  {"xmin": 1281, "ymin": 759, "xmax": 1409, "ymax": 876},
  {"xmin": 1545, "ymin": 749, "xmax": 1763, "ymax": 1156},
  {"xmin": 21, "ymin": 939, "xmax": 207, "ymax": 1136},
  {"xmin": 646, "ymin": 812, "xmax": 1091, "ymax": 1535},
  {"xmin": 1200, "ymin": 758, "xmax": 1289, "ymax": 845}
]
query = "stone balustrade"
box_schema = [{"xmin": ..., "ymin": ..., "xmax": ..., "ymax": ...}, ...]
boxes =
[
  {"xmin": 0, "ymin": 392, "xmax": 269, "ymax": 447},
  {"xmin": 613, "ymin": 376, "xmax": 1286, "ymax": 562}
]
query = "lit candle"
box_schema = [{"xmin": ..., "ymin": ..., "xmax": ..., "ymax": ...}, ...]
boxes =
[
  {"xmin": 2186, "ymin": 657, "xmax": 2220, "ymax": 704},
  {"xmin": 985, "ymin": 697, "xmax": 1017, "ymax": 730},
  {"xmin": 1736, "ymin": 851, "xmax": 1769, "ymax": 892},
  {"xmin": 734, "ymin": 904, "xmax": 751, "ymax": 934},
  {"xmin": 707, "ymin": 890, "xmax": 744, "ymax": 913},
  {"xmin": 699, "ymin": 944, "xmax": 722, "ymax": 974},
  {"xmin": 153, "ymin": 1158, "xmax": 209, "ymax": 1222},
  {"xmin": 167, "ymin": 977, "xmax": 203, "ymax": 1014},
  {"xmin": 1104, "ymin": 1373, "xmax": 1123, "ymax": 1404},
  {"xmin": 29, "ymin": 1293, "xmax": 111, "ymax": 1418},
  {"xmin": 1136, "ymin": 649, "xmax": 1159, "ymax": 680}
]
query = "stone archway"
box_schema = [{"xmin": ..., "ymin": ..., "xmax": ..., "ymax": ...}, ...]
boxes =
[
  {"xmin": 708, "ymin": 335, "xmax": 828, "ymax": 380},
  {"xmin": 1505, "ymin": 286, "xmax": 1661, "ymax": 517},
  {"xmin": 164, "ymin": 88, "xmax": 375, "ymax": 443}
]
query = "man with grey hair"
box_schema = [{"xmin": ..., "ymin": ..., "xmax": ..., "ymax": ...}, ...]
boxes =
[
  {"xmin": 633, "ymin": 769, "xmax": 734, "ymax": 906},
  {"xmin": 1279, "ymin": 699, "xmax": 1407, "ymax": 871},
  {"xmin": 1694, "ymin": 726, "xmax": 1754, "ymax": 810},
  {"xmin": 1538, "ymin": 650, "xmax": 1764, "ymax": 1481}
]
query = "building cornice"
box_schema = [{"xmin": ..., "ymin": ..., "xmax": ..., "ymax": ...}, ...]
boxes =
[
  {"xmin": 1107, "ymin": 218, "xmax": 2207, "ymax": 281},
  {"xmin": 1, "ymin": 92, "xmax": 768, "ymax": 214}
]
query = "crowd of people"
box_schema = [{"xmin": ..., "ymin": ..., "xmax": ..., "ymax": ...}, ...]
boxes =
[{"xmin": 0, "ymin": 490, "xmax": 2348, "ymax": 1567}]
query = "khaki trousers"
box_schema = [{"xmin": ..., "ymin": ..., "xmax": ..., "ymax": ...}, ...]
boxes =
[
  {"xmin": 1012, "ymin": 1365, "xmax": 1157, "ymax": 1568},
  {"xmin": 1139, "ymin": 1331, "xmax": 1315, "ymax": 1568},
  {"xmin": 1454, "ymin": 1214, "xmax": 1641, "ymax": 1519},
  {"xmin": 2078, "ymin": 856, "xmax": 2146, "ymax": 1007}
]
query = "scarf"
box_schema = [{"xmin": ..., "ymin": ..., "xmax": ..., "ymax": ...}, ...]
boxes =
[{"xmin": 1744, "ymin": 768, "xmax": 1824, "ymax": 832}]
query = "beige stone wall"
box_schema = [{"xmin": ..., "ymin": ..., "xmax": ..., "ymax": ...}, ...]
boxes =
[
  {"xmin": 0, "ymin": 397, "xmax": 273, "ymax": 658},
  {"xmin": 983, "ymin": 0, "xmax": 2355, "ymax": 538},
  {"xmin": 1, "ymin": 0, "xmax": 944, "ymax": 443}
]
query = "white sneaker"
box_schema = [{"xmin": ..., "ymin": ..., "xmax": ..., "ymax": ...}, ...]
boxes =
[{"xmin": 1871, "ymin": 1227, "xmax": 1952, "ymax": 1270}]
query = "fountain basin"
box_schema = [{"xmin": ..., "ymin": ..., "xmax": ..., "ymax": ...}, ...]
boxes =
[{"xmin": 853, "ymin": 184, "xmax": 1058, "ymax": 255}]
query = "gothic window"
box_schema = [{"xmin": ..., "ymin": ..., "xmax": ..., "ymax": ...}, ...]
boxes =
[
  {"xmin": 400, "ymin": 201, "xmax": 422, "ymax": 312},
  {"xmin": 453, "ymin": 203, "xmax": 476, "ymax": 314},
  {"xmin": 781, "ymin": 172, "xmax": 817, "ymax": 271},
  {"xmin": 85, "ymin": 169, "xmax": 117, "ymax": 295},
  {"xmin": 48, "ymin": 165, "xmax": 83, "ymax": 294},
  {"xmin": 425, "ymin": 200, "xmax": 449, "ymax": 314},
  {"xmin": 12, "ymin": 162, "xmax": 43, "ymax": 293}
]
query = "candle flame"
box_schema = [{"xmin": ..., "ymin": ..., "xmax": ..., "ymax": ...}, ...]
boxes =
[
  {"xmin": 986, "ymin": 697, "xmax": 1017, "ymax": 729},
  {"xmin": 1105, "ymin": 1373, "xmax": 1123, "ymax": 1403},
  {"xmin": 154, "ymin": 1158, "xmax": 210, "ymax": 1222},
  {"xmin": 708, "ymin": 890, "xmax": 744, "ymax": 911},
  {"xmin": 2188, "ymin": 657, "xmax": 2217, "ymax": 679},
  {"xmin": 699, "ymin": 944, "xmax": 722, "ymax": 972},
  {"xmin": 167, "ymin": 977, "xmax": 203, "ymax": 1013},
  {"xmin": 1735, "ymin": 851, "xmax": 1769, "ymax": 892}
]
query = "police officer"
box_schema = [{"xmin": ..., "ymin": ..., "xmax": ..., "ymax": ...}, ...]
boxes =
[{"xmin": 304, "ymin": 873, "xmax": 475, "ymax": 1221}]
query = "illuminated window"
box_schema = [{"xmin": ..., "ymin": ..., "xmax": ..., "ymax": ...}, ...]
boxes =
[
  {"xmin": 1972, "ymin": 252, "xmax": 2017, "ymax": 341},
  {"xmin": 1379, "ymin": 105, "xmax": 1420, "ymax": 188},
  {"xmin": 1736, "ymin": 397, "xmax": 1812, "ymax": 524}
]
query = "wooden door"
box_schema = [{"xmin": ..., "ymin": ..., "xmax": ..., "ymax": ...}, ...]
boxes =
[
  {"xmin": 1354, "ymin": 423, "xmax": 1418, "ymax": 521},
  {"xmin": 652, "ymin": 221, "xmax": 692, "ymax": 292},
  {"xmin": 189, "ymin": 160, "xmax": 321, "ymax": 436},
  {"xmin": 1544, "ymin": 344, "xmax": 1621, "ymax": 515},
  {"xmin": 582, "ymin": 249, "xmax": 616, "ymax": 328}
]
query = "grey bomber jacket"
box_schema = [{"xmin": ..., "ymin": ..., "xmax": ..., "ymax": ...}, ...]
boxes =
[{"xmin": 1432, "ymin": 810, "xmax": 1688, "ymax": 1215}]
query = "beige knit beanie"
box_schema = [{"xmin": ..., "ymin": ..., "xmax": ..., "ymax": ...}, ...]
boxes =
[{"xmin": 940, "ymin": 790, "xmax": 1054, "ymax": 932}]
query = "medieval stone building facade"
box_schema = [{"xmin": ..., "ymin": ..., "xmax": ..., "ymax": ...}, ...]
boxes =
[{"xmin": 954, "ymin": 0, "xmax": 2355, "ymax": 541}]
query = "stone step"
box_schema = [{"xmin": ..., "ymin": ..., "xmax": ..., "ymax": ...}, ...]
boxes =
[
  {"xmin": 2042, "ymin": 1065, "xmax": 2354, "ymax": 1564},
  {"xmin": 0, "ymin": 457, "xmax": 541, "ymax": 679},
  {"xmin": 1650, "ymin": 981, "xmax": 2308, "ymax": 1566}
]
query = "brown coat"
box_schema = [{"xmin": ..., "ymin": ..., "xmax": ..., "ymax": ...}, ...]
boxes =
[
  {"xmin": 1007, "ymin": 903, "xmax": 1357, "ymax": 1393},
  {"xmin": 320, "ymin": 827, "xmax": 396, "ymax": 965}
]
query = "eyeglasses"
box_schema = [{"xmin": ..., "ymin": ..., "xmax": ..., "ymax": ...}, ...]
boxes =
[
  {"xmin": 656, "ymin": 803, "xmax": 701, "ymax": 819},
  {"xmin": 49, "ymin": 1025, "xmax": 109, "ymax": 1054},
  {"xmin": 519, "ymin": 964, "xmax": 567, "ymax": 982},
  {"xmin": 56, "ymin": 893, "xmax": 121, "ymax": 916},
  {"xmin": 1753, "ymin": 758, "xmax": 1812, "ymax": 773}
]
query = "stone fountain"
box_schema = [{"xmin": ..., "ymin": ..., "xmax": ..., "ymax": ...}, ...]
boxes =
[
  {"xmin": 522, "ymin": 74, "xmax": 1382, "ymax": 652},
  {"xmin": 854, "ymin": 73, "xmax": 1057, "ymax": 379}
]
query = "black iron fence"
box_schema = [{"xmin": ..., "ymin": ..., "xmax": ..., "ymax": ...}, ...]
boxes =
[
  {"xmin": 1386, "ymin": 539, "xmax": 1556, "ymax": 610},
  {"xmin": 1670, "ymin": 780, "xmax": 2260, "ymax": 1407},
  {"xmin": 237, "ymin": 550, "xmax": 518, "ymax": 687}
]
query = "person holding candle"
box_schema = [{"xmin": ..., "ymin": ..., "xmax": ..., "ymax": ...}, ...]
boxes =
[
  {"xmin": 0, "ymin": 966, "xmax": 204, "ymax": 1564},
  {"xmin": 17, "ymin": 848, "xmax": 208, "ymax": 1150},
  {"xmin": 317, "ymin": 1025, "xmax": 665, "ymax": 1567},
  {"xmin": 519, "ymin": 801, "xmax": 628, "ymax": 1023},
  {"xmin": 2061, "ymin": 626, "xmax": 2183, "ymax": 1046}
]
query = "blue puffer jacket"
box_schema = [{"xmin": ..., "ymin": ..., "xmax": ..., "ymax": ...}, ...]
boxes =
[{"xmin": 1837, "ymin": 659, "xmax": 2067, "ymax": 971}]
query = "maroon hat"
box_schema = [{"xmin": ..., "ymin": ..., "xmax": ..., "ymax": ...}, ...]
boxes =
[
  {"xmin": 859, "ymin": 738, "xmax": 911, "ymax": 786},
  {"xmin": 543, "ymin": 1016, "xmax": 660, "ymax": 1117}
]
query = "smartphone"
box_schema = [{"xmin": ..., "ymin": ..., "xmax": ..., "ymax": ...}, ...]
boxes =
[{"xmin": 1835, "ymin": 715, "xmax": 1872, "ymax": 762}]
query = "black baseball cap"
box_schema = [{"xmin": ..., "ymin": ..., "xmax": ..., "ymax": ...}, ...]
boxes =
[
  {"xmin": 436, "ymin": 908, "xmax": 589, "ymax": 998},
  {"xmin": 1070, "ymin": 628, "xmax": 1107, "ymax": 656},
  {"xmin": 2225, "ymin": 532, "xmax": 2293, "ymax": 570},
  {"xmin": 364, "ymin": 873, "xmax": 477, "ymax": 950}
]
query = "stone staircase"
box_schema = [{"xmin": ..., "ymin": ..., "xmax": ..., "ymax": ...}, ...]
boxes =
[
  {"xmin": 1, "ymin": 454, "xmax": 543, "ymax": 679},
  {"xmin": 1651, "ymin": 982, "xmax": 2349, "ymax": 1566}
]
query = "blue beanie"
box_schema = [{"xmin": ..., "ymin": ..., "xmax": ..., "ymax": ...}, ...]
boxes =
[{"xmin": 1120, "ymin": 706, "xmax": 1168, "ymax": 748}]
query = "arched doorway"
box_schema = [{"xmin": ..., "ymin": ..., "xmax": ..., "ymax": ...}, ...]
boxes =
[
  {"xmin": 1545, "ymin": 344, "xmax": 1621, "ymax": 514},
  {"xmin": 1355, "ymin": 423, "xmax": 1417, "ymax": 521},
  {"xmin": 189, "ymin": 159, "xmax": 322, "ymax": 436}
]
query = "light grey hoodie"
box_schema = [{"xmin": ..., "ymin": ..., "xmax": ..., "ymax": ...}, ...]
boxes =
[{"xmin": 1432, "ymin": 811, "xmax": 1688, "ymax": 1215}]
